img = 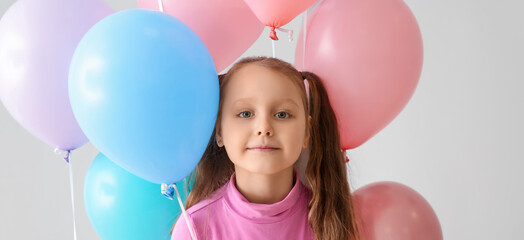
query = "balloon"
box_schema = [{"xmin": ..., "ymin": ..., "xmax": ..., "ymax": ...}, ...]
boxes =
[
  {"xmin": 242, "ymin": 0, "xmax": 317, "ymax": 40},
  {"xmin": 137, "ymin": 0, "xmax": 264, "ymax": 72},
  {"xmin": 295, "ymin": 0, "xmax": 423, "ymax": 150},
  {"xmin": 85, "ymin": 153, "xmax": 191, "ymax": 240},
  {"xmin": 69, "ymin": 9, "xmax": 218, "ymax": 184},
  {"xmin": 0, "ymin": 0, "xmax": 112, "ymax": 150},
  {"xmin": 353, "ymin": 182, "xmax": 443, "ymax": 240}
]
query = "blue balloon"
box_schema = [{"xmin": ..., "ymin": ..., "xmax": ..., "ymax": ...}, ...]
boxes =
[
  {"xmin": 85, "ymin": 153, "xmax": 192, "ymax": 240},
  {"xmin": 69, "ymin": 9, "xmax": 218, "ymax": 184}
]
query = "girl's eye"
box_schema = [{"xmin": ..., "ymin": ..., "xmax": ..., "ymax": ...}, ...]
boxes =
[
  {"xmin": 238, "ymin": 111, "xmax": 290, "ymax": 119},
  {"xmin": 239, "ymin": 111, "xmax": 253, "ymax": 118},
  {"xmin": 275, "ymin": 112, "xmax": 290, "ymax": 119}
]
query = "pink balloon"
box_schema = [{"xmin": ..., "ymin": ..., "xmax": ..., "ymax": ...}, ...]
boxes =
[
  {"xmin": 0, "ymin": 0, "xmax": 113, "ymax": 150},
  {"xmin": 243, "ymin": 0, "xmax": 316, "ymax": 40},
  {"xmin": 296, "ymin": 0, "xmax": 423, "ymax": 150},
  {"xmin": 353, "ymin": 182, "xmax": 443, "ymax": 240},
  {"xmin": 137, "ymin": 0, "xmax": 264, "ymax": 72}
]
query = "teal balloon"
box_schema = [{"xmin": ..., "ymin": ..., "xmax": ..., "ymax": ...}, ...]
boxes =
[
  {"xmin": 69, "ymin": 9, "xmax": 218, "ymax": 184},
  {"xmin": 85, "ymin": 153, "xmax": 192, "ymax": 240}
]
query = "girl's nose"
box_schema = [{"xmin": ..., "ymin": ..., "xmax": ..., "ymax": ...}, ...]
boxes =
[
  {"xmin": 255, "ymin": 116, "xmax": 273, "ymax": 136},
  {"xmin": 257, "ymin": 129, "xmax": 273, "ymax": 136}
]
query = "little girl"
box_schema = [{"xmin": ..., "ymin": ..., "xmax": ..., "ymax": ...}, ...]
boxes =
[{"xmin": 171, "ymin": 57, "xmax": 361, "ymax": 240}]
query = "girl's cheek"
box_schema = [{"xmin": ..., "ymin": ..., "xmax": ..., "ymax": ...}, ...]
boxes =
[{"xmin": 230, "ymin": 118, "xmax": 251, "ymax": 127}]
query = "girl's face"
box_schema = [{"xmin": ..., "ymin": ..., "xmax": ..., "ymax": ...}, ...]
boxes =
[{"xmin": 216, "ymin": 64, "xmax": 310, "ymax": 175}]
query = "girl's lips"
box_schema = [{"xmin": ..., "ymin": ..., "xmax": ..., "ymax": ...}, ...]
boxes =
[{"xmin": 248, "ymin": 147, "xmax": 279, "ymax": 152}]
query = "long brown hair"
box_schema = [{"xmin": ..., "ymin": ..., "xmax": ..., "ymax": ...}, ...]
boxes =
[{"xmin": 173, "ymin": 57, "xmax": 361, "ymax": 240}]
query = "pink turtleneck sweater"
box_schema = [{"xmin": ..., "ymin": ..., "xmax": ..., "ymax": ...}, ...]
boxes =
[{"xmin": 171, "ymin": 171, "xmax": 314, "ymax": 240}]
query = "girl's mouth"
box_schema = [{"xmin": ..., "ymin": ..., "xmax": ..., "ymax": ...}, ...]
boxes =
[{"xmin": 248, "ymin": 147, "xmax": 279, "ymax": 152}]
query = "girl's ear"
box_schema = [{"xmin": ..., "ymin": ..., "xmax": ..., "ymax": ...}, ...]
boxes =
[
  {"xmin": 215, "ymin": 125, "xmax": 224, "ymax": 147},
  {"xmin": 302, "ymin": 116, "xmax": 312, "ymax": 148}
]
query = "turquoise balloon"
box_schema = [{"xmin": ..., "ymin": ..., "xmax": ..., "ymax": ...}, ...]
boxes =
[
  {"xmin": 85, "ymin": 153, "xmax": 192, "ymax": 240},
  {"xmin": 69, "ymin": 9, "xmax": 218, "ymax": 184}
]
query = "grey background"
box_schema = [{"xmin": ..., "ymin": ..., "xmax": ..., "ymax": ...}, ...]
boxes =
[{"xmin": 1, "ymin": 0, "xmax": 523, "ymax": 239}]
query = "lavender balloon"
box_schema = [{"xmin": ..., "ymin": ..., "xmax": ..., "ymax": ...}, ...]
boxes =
[{"xmin": 0, "ymin": 0, "xmax": 113, "ymax": 150}]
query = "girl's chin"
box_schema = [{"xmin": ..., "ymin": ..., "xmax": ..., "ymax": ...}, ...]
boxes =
[{"xmin": 234, "ymin": 163, "xmax": 295, "ymax": 176}]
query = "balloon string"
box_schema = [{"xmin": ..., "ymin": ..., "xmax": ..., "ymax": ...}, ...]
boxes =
[
  {"xmin": 174, "ymin": 185, "xmax": 197, "ymax": 240},
  {"xmin": 302, "ymin": 10, "xmax": 308, "ymax": 70},
  {"xmin": 272, "ymin": 39, "xmax": 276, "ymax": 58},
  {"xmin": 66, "ymin": 150, "xmax": 78, "ymax": 240},
  {"xmin": 157, "ymin": 0, "xmax": 164, "ymax": 12},
  {"xmin": 276, "ymin": 27, "xmax": 294, "ymax": 42},
  {"xmin": 344, "ymin": 149, "xmax": 350, "ymax": 163}
]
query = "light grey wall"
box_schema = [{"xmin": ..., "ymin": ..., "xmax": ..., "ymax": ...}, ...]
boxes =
[{"xmin": 1, "ymin": 0, "xmax": 523, "ymax": 239}]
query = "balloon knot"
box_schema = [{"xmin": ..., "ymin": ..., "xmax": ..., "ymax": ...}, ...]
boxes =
[
  {"xmin": 269, "ymin": 27, "xmax": 279, "ymax": 41},
  {"xmin": 64, "ymin": 150, "xmax": 71, "ymax": 163},
  {"xmin": 161, "ymin": 183, "xmax": 175, "ymax": 200},
  {"xmin": 54, "ymin": 148, "xmax": 71, "ymax": 163},
  {"xmin": 344, "ymin": 149, "xmax": 350, "ymax": 162}
]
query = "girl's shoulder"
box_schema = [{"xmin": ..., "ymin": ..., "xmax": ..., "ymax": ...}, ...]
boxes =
[
  {"xmin": 186, "ymin": 183, "xmax": 228, "ymax": 215},
  {"xmin": 172, "ymin": 184, "xmax": 229, "ymax": 240}
]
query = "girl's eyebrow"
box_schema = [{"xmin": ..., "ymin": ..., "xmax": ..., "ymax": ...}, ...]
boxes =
[{"xmin": 233, "ymin": 98, "xmax": 299, "ymax": 107}]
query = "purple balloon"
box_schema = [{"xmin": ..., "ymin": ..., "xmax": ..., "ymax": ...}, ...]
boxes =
[{"xmin": 0, "ymin": 0, "xmax": 113, "ymax": 150}]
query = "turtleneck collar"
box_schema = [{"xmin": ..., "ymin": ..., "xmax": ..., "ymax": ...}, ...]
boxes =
[{"xmin": 224, "ymin": 170, "xmax": 306, "ymax": 224}]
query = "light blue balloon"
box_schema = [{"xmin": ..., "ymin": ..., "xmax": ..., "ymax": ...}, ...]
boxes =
[
  {"xmin": 85, "ymin": 153, "xmax": 192, "ymax": 240},
  {"xmin": 69, "ymin": 9, "xmax": 218, "ymax": 184}
]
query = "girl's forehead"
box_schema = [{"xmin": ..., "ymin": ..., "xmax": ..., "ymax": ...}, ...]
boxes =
[
  {"xmin": 226, "ymin": 65, "xmax": 297, "ymax": 91},
  {"xmin": 231, "ymin": 64, "xmax": 285, "ymax": 81},
  {"xmin": 223, "ymin": 64, "xmax": 303, "ymax": 104}
]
